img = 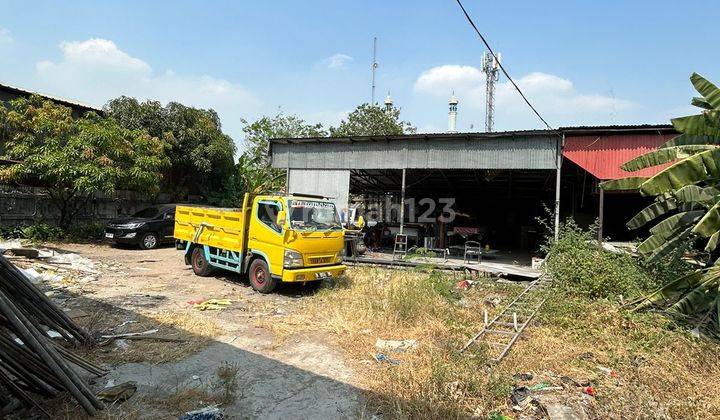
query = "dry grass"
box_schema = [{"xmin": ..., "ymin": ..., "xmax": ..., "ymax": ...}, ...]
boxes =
[
  {"xmin": 75, "ymin": 304, "xmax": 225, "ymax": 364},
  {"xmin": 272, "ymin": 266, "xmax": 720, "ymax": 418}
]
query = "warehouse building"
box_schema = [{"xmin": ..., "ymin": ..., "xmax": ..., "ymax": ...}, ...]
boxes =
[{"xmin": 270, "ymin": 124, "xmax": 676, "ymax": 267}]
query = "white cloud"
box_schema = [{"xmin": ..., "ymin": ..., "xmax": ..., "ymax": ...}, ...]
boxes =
[
  {"xmin": 34, "ymin": 38, "xmax": 260, "ymax": 142},
  {"xmin": 0, "ymin": 27, "xmax": 12, "ymax": 44},
  {"xmin": 323, "ymin": 53, "xmax": 353, "ymax": 69},
  {"xmin": 414, "ymin": 65, "xmax": 637, "ymax": 129}
]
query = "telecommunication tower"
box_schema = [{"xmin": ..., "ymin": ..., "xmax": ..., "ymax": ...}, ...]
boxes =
[{"xmin": 481, "ymin": 51, "xmax": 501, "ymax": 132}]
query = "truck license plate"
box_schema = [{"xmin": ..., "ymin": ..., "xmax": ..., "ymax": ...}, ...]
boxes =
[
  {"xmin": 105, "ymin": 233, "xmax": 114, "ymax": 239},
  {"xmin": 315, "ymin": 271, "xmax": 331, "ymax": 279}
]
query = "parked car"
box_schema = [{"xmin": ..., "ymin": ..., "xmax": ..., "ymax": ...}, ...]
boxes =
[{"xmin": 105, "ymin": 205, "xmax": 177, "ymax": 249}]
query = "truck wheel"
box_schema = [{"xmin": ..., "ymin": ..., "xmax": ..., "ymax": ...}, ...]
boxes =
[
  {"xmin": 139, "ymin": 232, "xmax": 159, "ymax": 250},
  {"xmin": 191, "ymin": 247, "xmax": 215, "ymax": 277},
  {"xmin": 249, "ymin": 258, "xmax": 277, "ymax": 293}
]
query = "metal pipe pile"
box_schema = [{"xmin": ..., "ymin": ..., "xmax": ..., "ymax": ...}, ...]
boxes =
[{"xmin": 0, "ymin": 253, "xmax": 106, "ymax": 416}]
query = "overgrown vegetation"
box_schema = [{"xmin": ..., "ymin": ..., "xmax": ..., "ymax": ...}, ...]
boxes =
[
  {"xmin": 601, "ymin": 73, "xmax": 720, "ymax": 332},
  {"xmin": 542, "ymin": 220, "xmax": 691, "ymax": 300}
]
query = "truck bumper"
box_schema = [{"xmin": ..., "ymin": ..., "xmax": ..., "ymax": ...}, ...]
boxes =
[{"xmin": 281, "ymin": 264, "xmax": 347, "ymax": 282}]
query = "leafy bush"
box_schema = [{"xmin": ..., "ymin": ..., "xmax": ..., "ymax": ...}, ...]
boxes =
[
  {"xmin": 1, "ymin": 222, "xmax": 106, "ymax": 243},
  {"xmin": 542, "ymin": 220, "xmax": 660, "ymax": 299}
]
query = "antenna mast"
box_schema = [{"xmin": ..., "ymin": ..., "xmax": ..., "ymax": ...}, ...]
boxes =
[
  {"xmin": 481, "ymin": 51, "xmax": 501, "ymax": 132},
  {"xmin": 371, "ymin": 37, "xmax": 378, "ymax": 105}
]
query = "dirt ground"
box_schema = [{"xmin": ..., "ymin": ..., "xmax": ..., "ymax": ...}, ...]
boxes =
[{"xmin": 36, "ymin": 242, "xmax": 367, "ymax": 419}]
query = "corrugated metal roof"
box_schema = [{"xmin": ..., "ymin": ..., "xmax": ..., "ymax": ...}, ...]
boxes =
[
  {"xmin": 0, "ymin": 82, "xmax": 102, "ymax": 113},
  {"xmin": 563, "ymin": 132, "xmax": 677, "ymax": 180},
  {"xmin": 271, "ymin": 129, "xmax": 560, "ymax": 145},
  {"xmin": 272, "ymin": 134, "xmax": 560, "ymax": 170}
]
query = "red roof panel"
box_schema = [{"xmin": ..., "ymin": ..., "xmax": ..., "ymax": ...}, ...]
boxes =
[{"xmin": 563, "ymin": 133, "xmax": 677, "ymax": 180}]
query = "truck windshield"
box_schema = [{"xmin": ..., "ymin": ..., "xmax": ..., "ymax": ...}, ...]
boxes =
[{"xmin": 288, "ymin": 200, "xmax": 342, "ymax": 231}]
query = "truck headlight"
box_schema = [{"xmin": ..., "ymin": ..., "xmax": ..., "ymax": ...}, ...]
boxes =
[
  {"xmin": 336, "ymin": 247, "xmax": 346, "ymax": 263},
  {"xmin": 284, "ymin": 250, "xmax": 303, "ymax": 268}
]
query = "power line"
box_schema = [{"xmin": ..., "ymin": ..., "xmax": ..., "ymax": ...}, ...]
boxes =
[{"xmin": 453, "ymin": 0, "xmax": 553, "ymax": 130}]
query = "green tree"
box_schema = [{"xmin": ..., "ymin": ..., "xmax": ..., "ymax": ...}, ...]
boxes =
[
  {"xmin": 329, "ymin": 103, "xmax": 416, "ymax": 137},
  {"xmin": 601, "ymin": 73, "xmax": 720, "ymax": 333},
  {"xmin": 0, "ymin": 96, "xmax": 168, "ymax": 229},
  {"xmin": 104, "ymin": 96, "xmax": 235, "ymax": 200},
  {"xmin": 209, "ymin": 113, "xmax": 326, "ymax": 207}
]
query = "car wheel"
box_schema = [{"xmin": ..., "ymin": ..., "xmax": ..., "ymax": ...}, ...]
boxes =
[
  {"xmin": 191, "ymin": 247, "xmax": 215, "ymax": 276},
  {"xmin": 139, "ymin": 232, "xmax": 159, "ymax": 250},
  {"xmin": 248, "ymin": 258, "xmax": 278, "ymax": 293}
]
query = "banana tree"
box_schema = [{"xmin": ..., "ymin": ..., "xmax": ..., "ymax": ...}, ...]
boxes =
[{"xmin": 601, "ymin": 73, "xmax": 720, "ymax": 333}]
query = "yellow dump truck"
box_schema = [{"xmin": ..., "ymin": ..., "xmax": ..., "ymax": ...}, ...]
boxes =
[{"xmin": 174, "ymin": 193, "xmax": 347, "ymax": 293}]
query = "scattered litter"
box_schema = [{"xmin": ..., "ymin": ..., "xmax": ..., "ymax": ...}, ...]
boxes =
[
  {"xmin": 193, "ymin": 298, "xmax": 231, "ymax": 311},
  {"xmin": 528, "ymin": 381, "xmax": 563, "ymax": 392},
  {"xmin": 598, "ymin": 366, "xmax": 618, "ymax": 378},
  {"xmin": 180, "ymin": 404, "xmax": 223, "ymax": 420},
  {"xmin": 483, "ymin": 295, "xmax": 502, "ymax": 307},
  {"xmin": 374, "ymin": 353, "xmax": 401, "ymax": 365},
  {"xmin": 582, "ymin": 386, "xmax": 596, "ymax": 397},
  {"xmin": 689, "ymin": 327, "xmax": 701, "ymax": 339},
  {"xmin": 101, "ymin": 329, "xmax": 159, "ymax": 339},
  {"xmin": 97, "ymin": 381, "xmax": 137, "ymax": 403},
  {"xmin": 544, "ymin": 403, "xmax": 583, "ymax": 420},
  {"xmin": 513, "ymin": 372, "xmax": 534, "ymax": 381},
  {"xmin": 105, "ymin": 379, "xmax": 116, "ymax": 388},
  {"xmin": 114, "ymin": 339, "xmax": 131, "ymax": 351},
  {"xmin": 20, "ymin": 267, "xmax": 41, "ymax": 283},
  {"xmin": 510, "ymin": 387, "xmax": 533, "ymax": 410},
  {"xmin": 192, "ymin": 375, "xmax": 200, "ymax": 381},
  {"xmin": 375, "ymin": 338, "xmax": 417, "ymax": 353},
  {"xmin": 531, "ymin": 257, "xmax": 544, "ymax": 270},
  {"xmin": 455, "ymin": 279, "xmax": 478, "ymax": 290}
]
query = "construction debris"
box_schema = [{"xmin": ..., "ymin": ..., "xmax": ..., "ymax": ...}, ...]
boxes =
[
  {"xmin": 97, "ymin": 381, "xmax": 137, "ymax": 403},
  {"xmin": 0, "ymin": 253, "xmax": 106, "ymax": 415},
  {"xmin": 375, "ymin": 338, "xmax": 417, "ymax": 353}
]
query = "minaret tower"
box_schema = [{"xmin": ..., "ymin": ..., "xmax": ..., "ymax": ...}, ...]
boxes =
[
  {"xmin": 448, "ymin": 92, "xmax": 458, "ymax": 133},
  {"xmin": 384, "ymin": 92, "xmax": 393, "ymax": 113}
]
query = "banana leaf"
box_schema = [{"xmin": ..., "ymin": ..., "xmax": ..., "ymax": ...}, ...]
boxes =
[
  {"xmin": 639, "ymin": 148, "xmax": 720, "ymax": 195},
  {"xmin": 662, "ymin": 133, "xmax": 720, "ymax": 148},
  {"xmin": 674, "ymin": 185, "xmax": 717, "ymax": 204},
  {"xmin": 692, "ymin": 201, "xmax": 720, "ymax": 237},
  {"xmin": 647, "ymin": 225, "xmax": 694, "ymax": 263},
  {"xmin": 626, "ymin": 199, "xmax": 677, "ymax": 230},
  {"xmin": 600, "ymin": 177, "xmax": 648, "ymax": 191},
  {"xmin": 671, "ymin": 111, "xmax": 720, "ymax": 135},
  {"xmin": 705, "ymin": 231, "xmax": 720, "ymax": 252},
  {"xmin": 667, "ymin": 275, "xmax": 720, "ymax": 316},
  {"xmin": 649, "ymin": 210, "xmax": 704, "ymax": 236},
  {"xmin": 692, "ymin": 97, "xmax": 713, "ymax": 110},
  {"xmin": 620, "ymin": 145, "xmax": 716, "ymax": 172},
  {"xmin": 691, "ymin": 73, "xmax": 720, "ymax": 109},
  {"xmin": 633, "ymin": 270, "xmax": 705, "ymax": 310}
]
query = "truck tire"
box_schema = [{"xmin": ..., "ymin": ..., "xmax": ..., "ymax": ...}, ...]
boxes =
[
  {"xmin": 191, "ymin": 247, "xmax": 215, "ymax": 277},
  {"xmin": 248, "ymin": 258, "xmax": 277, "ymax": 293}
]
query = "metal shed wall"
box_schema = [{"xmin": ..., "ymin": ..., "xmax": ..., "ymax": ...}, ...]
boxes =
[
  {"xmin": 272, "ymin": 136, "xmax": 559, "ymax": 170},
  {"xmin": 288, "ymin": 169, "xmax": 350, "ymax": 212}
]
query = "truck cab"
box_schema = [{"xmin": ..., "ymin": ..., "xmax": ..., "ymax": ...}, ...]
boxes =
[{"xmin": 174, "ymin": 193, "xmax": 347, "ymax": 293}]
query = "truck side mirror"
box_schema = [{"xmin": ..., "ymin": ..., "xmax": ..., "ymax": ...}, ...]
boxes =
[
  {"xmin": 276, "ymin": 210, "xmax": 287, "ymax": 229},
  {"xmin": 355, "ymin": 215, "xmax": 365, "ymax": 229}
]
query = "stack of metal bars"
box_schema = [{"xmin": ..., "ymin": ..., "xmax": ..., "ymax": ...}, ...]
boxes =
[
  {"xmin": 0, "ymin": 253, "xmax": 106, "ymax": 416},
  {"xmin": 460, "ymin": 276, "xmax": 551, "ymax": 363}
]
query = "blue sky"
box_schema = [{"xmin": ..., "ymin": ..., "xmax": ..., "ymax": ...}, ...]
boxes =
[{"xmin": 1, "ymin": 0, "xmax": 719, "ymax": 149}]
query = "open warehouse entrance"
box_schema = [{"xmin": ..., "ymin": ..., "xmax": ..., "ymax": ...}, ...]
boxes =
[{"xmin": 349, "ymin": 168, "xmax": 557, "ymax": 259}]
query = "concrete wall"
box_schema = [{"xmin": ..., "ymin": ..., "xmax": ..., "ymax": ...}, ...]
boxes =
[{"xmin": 0, "ymin": 185, "xmax": 169, "ymax": 227}]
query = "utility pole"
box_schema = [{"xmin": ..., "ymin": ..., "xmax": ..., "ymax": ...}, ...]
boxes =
[
  {"xmin": 481, "ymin": 51, "xmax": 501, "ymax": 132},
  {"xmin": 371, "ymin": 37, "xmax": 378, "ymax": 105}
]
